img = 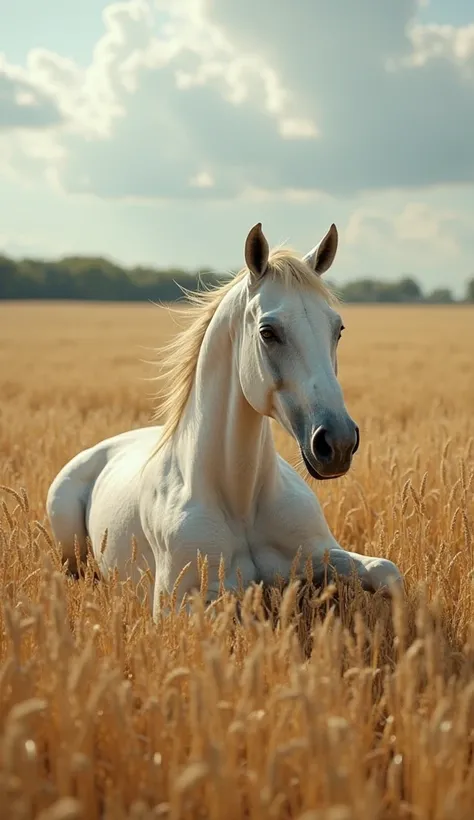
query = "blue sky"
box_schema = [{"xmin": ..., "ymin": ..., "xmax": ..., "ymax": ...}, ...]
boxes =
[{"xmin": 1, "ymin": 0, "xmax": 473, "ymax": 295}]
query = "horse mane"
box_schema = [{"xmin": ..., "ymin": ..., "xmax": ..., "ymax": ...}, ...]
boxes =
[{"xmin": 149, "ymin": 248, "xmax": 337, "ymax": 457}]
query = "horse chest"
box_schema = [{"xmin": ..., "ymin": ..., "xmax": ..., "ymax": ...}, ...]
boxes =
[
  {"xmin": 247, "ymin": 490, "xmax": 321, "ymax": 585},
  {"xmin": 248, "ymin": 531, "xmax": 301, "ymax": 586},
  {"xmin": 218, "ymin": 520, "xmax": 296, "ymax": 588},
  {"xmin": 149, "ymin": 480, "xmax": 321, "ymax": 594}
]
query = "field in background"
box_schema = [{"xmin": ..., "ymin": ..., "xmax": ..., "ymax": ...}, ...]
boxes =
[{"xmin": 0, "ymin": 301, "xmax": 473, "ymax": 819}]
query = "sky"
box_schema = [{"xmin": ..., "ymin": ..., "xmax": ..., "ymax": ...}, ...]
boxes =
[{"xmin": 1, "ymin": 0, "xmax": 473, "ymax": 295}]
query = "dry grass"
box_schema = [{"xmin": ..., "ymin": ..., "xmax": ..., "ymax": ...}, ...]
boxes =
[{"xmin": 0, "ymin": 300, "xmax": 473, "ymax": 820}]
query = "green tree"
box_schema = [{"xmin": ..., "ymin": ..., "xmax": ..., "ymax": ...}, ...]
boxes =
[
  {"xmin": 466, "ymin": 278, "xmax": 474, "ymax": 302},
  {"xmin": 427, "ymin": 288, "xmax": 454, "ymax": 304},
  {"xmin": 396, "ymin": 277, "xmax": 423, "ymax": 302},
  {"xmin": 0, "ymin": 251, "xmax": 459, "ymax": 305},
  {"xmin": 0, "ymin": 256, "xmax": 21, "ymax": 298}
]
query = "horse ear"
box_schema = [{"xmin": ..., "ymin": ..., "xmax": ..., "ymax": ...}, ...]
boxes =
[
  {"xmin": 245, "ymin": 222, "xmax": 269, "ymax": 281},
  {"xmin": 303, "ymin": 223, "xmax": 338, "ymax": 275}
]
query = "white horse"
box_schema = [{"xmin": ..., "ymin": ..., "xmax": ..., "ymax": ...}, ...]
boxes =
[{"xmin": 46, "ymin": 222, "xmax": 403, "ymax": 617}]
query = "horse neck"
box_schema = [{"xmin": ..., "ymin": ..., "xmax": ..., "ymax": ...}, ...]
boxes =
[{"xmin": 172, "ymin": 287, "xmax": 278, "ymax": 519}]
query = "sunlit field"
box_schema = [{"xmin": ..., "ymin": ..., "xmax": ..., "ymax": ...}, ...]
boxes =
[{"xmin": 1, "ymin": 301, "xmax": 473, "ymax": 820}]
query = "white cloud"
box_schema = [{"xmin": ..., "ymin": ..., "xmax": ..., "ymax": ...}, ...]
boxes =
[
  {"xmin": 279, "ymin": 118, "xmax": 319, "ymax": 139},
  {"xmin": 405, "ymin": 22, "xmax": 474, "ymax": 71},
  {"xmin": 189, "ymin": 170, "xmax": 214, "ymax": 188},
  {"xmin": 0, "ymin": 54, "xmax": 63, "ymax": 130},
  {"xmin": 0, "ymin": 0, "xmax": 472, "ymax": 203},
  {"xmin": 344, "ymin": 200, "xmax": 474, "ymax": 271},
  {"xmin": 394, "ymin": 202, "xmax": 458, "ymax": 249}
]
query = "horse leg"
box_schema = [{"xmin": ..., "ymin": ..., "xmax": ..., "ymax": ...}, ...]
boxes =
[
  {"xmin": 46, "ymin": 438, "xmax": 118, "ymax": 577},
  {"xmin": 312, "ymin": 548, "xmax": 373, "ymax": 592},
  {"xmin": 151, "ymin": 548, "xmax": 242, "ymax": 622},
  {"xmin": 349, "ymin": 552, "xmax": 404, "ymax": 597},
  {"xmin": 312, "ymin": 548, "xmax": 403, "ymax": 598}
]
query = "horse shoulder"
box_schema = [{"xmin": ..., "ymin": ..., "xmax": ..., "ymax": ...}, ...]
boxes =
[
  {"xmin": 143, "ymin": 466, "xmax": 232, "ymax": 563},
  {"xmin": 257, "ymin": 456, "xmax": 338, "ymax": 557}
]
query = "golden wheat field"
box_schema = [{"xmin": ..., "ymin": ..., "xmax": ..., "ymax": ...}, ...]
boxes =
[{"xmin": 0, "ymin": 300, "xmax": 473, "ymax": 820}]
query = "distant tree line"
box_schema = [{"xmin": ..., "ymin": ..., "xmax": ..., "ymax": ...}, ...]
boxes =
[{"xmin": 1, "ymin": 253, "xmax": 473, "ymax": 304}]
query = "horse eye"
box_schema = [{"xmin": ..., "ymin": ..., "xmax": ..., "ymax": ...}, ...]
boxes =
[
  {"xmin": 260, "ymin": 326, "xmax": 278, "ymax": 342},
  {"xmin": 338, "ymin": 324, "xmax": 345, "ymax": 340}
]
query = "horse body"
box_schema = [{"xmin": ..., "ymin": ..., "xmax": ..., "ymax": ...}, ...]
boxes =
[
  {"xmin": 47, "ymin": 223, "xmax": 403, "ymax": 616},
  {"xmin": 47, "ymin": 427, "xmax": 158, "ymax": 586}
]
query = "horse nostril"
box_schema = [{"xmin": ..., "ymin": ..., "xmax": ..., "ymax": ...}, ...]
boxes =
[
  {"xmin": 312, "ymin": 426, "xmax": 334, "ymax": 463},
  {"xmin": 352, "ymin": 425, "xmax": 360, "ymax": 455}
]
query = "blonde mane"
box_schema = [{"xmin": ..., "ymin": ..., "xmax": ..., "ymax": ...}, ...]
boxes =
[{"xmin": 149, "ymin": 248, "xmax": 337, "ymax": 457}]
